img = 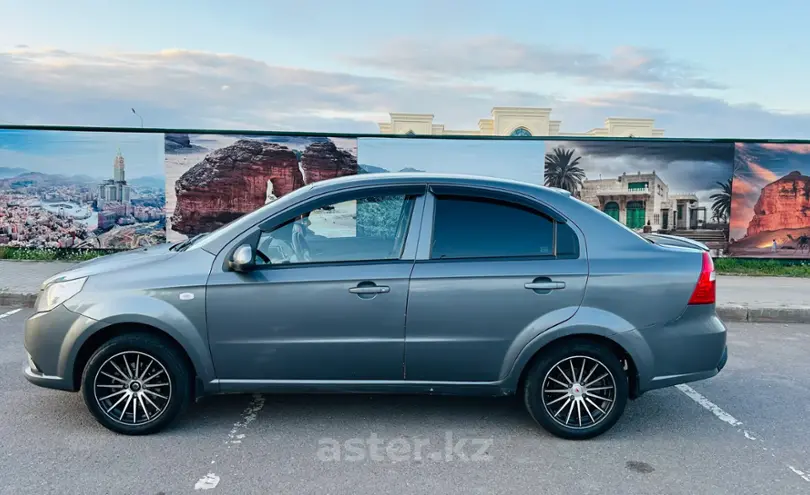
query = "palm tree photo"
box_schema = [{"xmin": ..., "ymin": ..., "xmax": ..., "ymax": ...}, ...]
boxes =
[
  {"xmin": 544, "ymin": 147, "xmax": 586, "ymax": 194},
  {"xmin": 710, "ymin": 178, "xmax": 732, "ymax": 223}
]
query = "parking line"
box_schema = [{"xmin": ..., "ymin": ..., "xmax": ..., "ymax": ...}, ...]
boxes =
[
  {"xmin": 0, "ymin": 308, "xmax": 22, "ymax": 320},
  {"xmin": 676, "ymin": 383, "xmax": 810, "ymax": 485},
  {"xmin": 675, "ymin": 384, "xmax": 742, "ymax": 426},
  {"xmin": 194, "ymin": 393, "xmax": 266, "ymax": 491}
]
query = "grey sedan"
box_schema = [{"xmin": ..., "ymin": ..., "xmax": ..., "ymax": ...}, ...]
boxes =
[{"xmin": 23, "ymin": 173, "xmax": 727, "ymax": 439}]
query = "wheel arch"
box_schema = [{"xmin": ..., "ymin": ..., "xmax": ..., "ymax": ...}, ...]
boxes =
[
  {"xmin": 510, "ymin": 333, "xmax": 640, "ymax": 399},
  {"xmin": 68, "ymin": 321, "xmax": 210, "ymax": 396}
]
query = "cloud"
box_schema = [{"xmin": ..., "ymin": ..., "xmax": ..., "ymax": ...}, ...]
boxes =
[
  {"xmin": 555, "ymin": 140, "xmax": 735, "ymax": 164},
  {"xmin": 0, "ymin": 47, "xmax": 809, "ymax": 140},
  {"xmin": 0, "ymin": 47, "xmax": 547, "ymax": 131},
  {"xmin": 348, "ymin": 36, "xmax": 725, "ymax": 91},
  {"xmin": 748, "ymin": 161, "xmax": 779, "ymax": 183},
  {"xmin": 759, "ymin": 143, "xmax": 810, "ymax": 154},
  {"xmin": 557, "ymin": 91, "xmax": 810, "ymax": 139}
]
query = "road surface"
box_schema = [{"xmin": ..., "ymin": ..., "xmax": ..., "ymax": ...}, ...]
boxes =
[{"xmin": 0, "ymin": 306, "xmax": 808, "ymax": 494}]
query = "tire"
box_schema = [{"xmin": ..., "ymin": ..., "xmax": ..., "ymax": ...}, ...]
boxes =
[
  {"xmin": 80, "ymin": 333, "xmax": 192, "ymax": 435},
  {"xmin": 523, "ymin": 339, "xmax": 628, "ymax": 440}
]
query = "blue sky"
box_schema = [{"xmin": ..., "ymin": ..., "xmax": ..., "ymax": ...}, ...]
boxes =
[
  {"xmin": 359, "ymin": 138, "xmax": 545, "ymax": 184},
  {"xmin": 1, "ymin": 0, "xmax": 809, "ymax": 137},
  {"xmin": 0, "ymin": 129, "xmax": 164, "ymax": 178}
]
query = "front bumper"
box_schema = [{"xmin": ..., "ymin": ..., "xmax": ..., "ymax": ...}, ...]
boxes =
[{"xmin": 23, "ymin": 304, "xmax": 97, "ymax": 392}]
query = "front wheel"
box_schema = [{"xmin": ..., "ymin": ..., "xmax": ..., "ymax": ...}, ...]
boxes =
[
  {"xmin": 523, "ymin": 340, "xmax": 628, "ymax": 440},
  {"xmin": 81, "ymin": 333, "xmax": 192, "ymax": 435}
]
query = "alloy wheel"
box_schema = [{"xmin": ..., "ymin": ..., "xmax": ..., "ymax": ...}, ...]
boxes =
[
  {"xmin": 541, "ymin": 355, "xmax": 617, "ymax": 429},
  {"xmin": 92, "ymin": 351, "xmax": 172, "ymax": 426}
]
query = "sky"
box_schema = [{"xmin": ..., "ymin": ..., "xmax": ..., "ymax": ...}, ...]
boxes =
[
  {"xmin": 730, "ymin": 143, "xmax": 810, "ymax": 240},
  {"xmin": 359, "ymin": 138, "xmax": 545, "ymax": 184},
  {"xmin": 1, "ymin": 0, "xmax": 810, "ymax": 138},
  {"xmin": 0, "ymin": 129, "xmax": 164, "ymax": 178}
]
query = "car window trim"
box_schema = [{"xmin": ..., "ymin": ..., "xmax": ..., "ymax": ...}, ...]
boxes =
[
  {"xmin": 249, "ymin": 184, "xmax": 427, "ymax": 268},
  {"xmin": 425, "ymin": 185, "xmax": 577, "ymax": 262},
  {"xmin": 427, "ymin": 183, "xmax": 568, "ymax": 224},
  {"xmin": 256, "ymin": 184, "xmax": 427, "ymax": 233}
]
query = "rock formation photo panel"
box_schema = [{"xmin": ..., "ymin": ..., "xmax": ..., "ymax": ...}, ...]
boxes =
[
  {"xmin": 164, "ymin": 134, "xmax": 357, "ymax": 242},
  {"xmin": 729, "ymin": 143, "xmax": 810, "ymax": 258}
]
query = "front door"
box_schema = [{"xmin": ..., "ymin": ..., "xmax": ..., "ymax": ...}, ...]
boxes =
[
  {"xmin": 205, "ymin": 186, "xmax": 425, "ymax": 382},
  {"xmin": 404, "ymin": 188, "xmax": 588, "ymax": 383},
  {"xmin": 626, "ymin": 201, "xmax": 645, "ymax": 229}
]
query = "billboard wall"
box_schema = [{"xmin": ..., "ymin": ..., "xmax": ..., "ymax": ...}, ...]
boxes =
[
  {"xmin": 2, "ymin": 126, "xmax": 810, "ymax": 259},
  {"xmin": 0, "ymin": 129, "xmax": 165, "ymax": 249},
  {"xmin": 729, "ymin": 143, "xmax": 810, "ymax": 258},
  {"xmin": 547, "ymin": 141, "xmax": 735, "ymax": 254},
  {"xmin": 165, "ymin": 133, "xmax": 357, "ymax": 243}
]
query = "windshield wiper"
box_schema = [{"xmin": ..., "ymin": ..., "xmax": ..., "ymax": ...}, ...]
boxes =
[{"xmin": 170, "ymin": 233, "xmax": 207, "ymax": 252}]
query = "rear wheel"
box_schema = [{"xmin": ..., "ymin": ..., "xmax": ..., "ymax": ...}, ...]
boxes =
[
  {"xmin": 523, "ymin": 340, "xmax": 628, "ymax": 440},
  {"xmin": 81, "ymin": 333, "xmax": 192, "ymax": 435}
]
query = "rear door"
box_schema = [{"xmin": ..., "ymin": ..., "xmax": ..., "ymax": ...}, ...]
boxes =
[{"xmin": 404, "ymin": 185, "xmax": 588, "ymax": 383}]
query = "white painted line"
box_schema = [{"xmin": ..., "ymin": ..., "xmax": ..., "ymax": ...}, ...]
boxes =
[
  {"xmin": 788, "ymin": 466, "xmax": 810, "ymax": 483},
  {"xmin": 226, "ymin": 393, "xmax": 265, "ymax": 447},
  {"xmin": 677, "ymin": 383, "xmax": 810, "ymax": 484},
  {"xmin": 194, "ymin": 473, "xmax": 220, "ymax": 491},
  {"xmin": 675, "ymin": 384, "xmax": 743, "ymax": 426},
  {"xmin": 193, "ymin": 393, "xmax": 266, "ymax": 490},
  {"xmin": 0, "ymin": 308, "xmax": 22, "ymax": 320}
]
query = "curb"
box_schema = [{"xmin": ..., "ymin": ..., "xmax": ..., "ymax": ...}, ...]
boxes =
[
  {"xmin": 0, "ymin": 292, "xmax": 37, "ymax": 308},
  {"xmin": 716, "ymin": 304, "xmax": 810, "ymax": 324}
]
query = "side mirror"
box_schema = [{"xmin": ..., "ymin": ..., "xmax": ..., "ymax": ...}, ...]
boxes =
[{"xmin": 228, "ymin": 244, "xmax": 255, "ymax": 272}]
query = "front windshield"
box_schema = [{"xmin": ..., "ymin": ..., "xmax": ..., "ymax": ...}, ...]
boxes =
[{"xmin": 188, "ymin": 183, "xmax": 317, "ymax": 252}]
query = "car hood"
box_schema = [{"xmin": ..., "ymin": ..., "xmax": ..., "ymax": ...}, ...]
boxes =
[{"xmin": 40, "ymin": 243, "xmax": 178, "ymax": 289}]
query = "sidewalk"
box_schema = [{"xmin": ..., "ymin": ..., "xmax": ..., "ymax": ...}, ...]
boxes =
[{"xmin": 1, "ymin": 260, "xmax": 808, "ymax": 323}]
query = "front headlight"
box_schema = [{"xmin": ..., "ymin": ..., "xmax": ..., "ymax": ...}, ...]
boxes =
[{"xmin": 36, "ymin": 277, "xmax": 87, "ymax": 312}]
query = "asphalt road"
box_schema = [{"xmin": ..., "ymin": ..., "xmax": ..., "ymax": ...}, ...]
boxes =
[{"xmin": 1, "ymin": 306, "xmax": 809, "ymax": 495}]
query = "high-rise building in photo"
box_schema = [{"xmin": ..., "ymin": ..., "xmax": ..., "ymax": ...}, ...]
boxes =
[{"xmin": 96, "ymin": 149, "xmax": 132, "ymax": 210}]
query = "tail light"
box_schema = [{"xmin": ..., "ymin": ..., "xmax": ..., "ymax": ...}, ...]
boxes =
[{"xmin": 688, "ymin": 251, "xmax": 716, "ymax": 305}]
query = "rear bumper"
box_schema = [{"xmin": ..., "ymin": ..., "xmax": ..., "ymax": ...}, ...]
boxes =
[{"xmin": 621, "ymin": 305, "xmax": 728, "ymax": 395}]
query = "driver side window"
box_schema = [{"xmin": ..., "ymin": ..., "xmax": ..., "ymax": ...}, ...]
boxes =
[{"xmin": 257, "ymin": 193, "xmax": 416, "ymax": 265}]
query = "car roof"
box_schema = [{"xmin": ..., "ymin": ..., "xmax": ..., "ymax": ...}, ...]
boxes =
[{"xmin": 309, "ymin": 172, "xmax": 570, "ymax": 197}]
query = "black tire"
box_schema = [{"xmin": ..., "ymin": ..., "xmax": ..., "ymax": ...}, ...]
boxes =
[
  {"xmin": 80, "ymin": 333, "xmax": 192, "ymax": 435},
  {"xmin": 523, "ymin": 339, "xmax": 628, "ymax": 440}
]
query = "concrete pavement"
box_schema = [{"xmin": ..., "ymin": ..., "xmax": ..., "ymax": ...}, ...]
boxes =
[
  {"xmin": 1, "ymin": 259, "xmax": 808, "ymax": 323},
  {"xmin": 1, "ymin": 305, "xmax": 809, "ymax": 494}
]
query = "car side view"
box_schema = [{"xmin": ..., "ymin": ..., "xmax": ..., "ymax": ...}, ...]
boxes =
[{"xmin": 23, "ymin": 173, "xmax": 728, "ymax": 439}]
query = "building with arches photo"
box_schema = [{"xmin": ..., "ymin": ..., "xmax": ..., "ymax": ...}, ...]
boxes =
[{"xmin": 378, "ymin": 107, "xmax": 666, "ymax": 138}]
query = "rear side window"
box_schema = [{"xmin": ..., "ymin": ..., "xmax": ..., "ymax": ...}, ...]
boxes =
[{"xmin": 431, "ymin": 196, "xmax": 578, "ymax": 260}]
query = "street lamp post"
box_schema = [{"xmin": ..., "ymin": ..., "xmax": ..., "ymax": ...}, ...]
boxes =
[{"xmin": 131, "ymin": 108, "xmax": 143, "ymax": 128}]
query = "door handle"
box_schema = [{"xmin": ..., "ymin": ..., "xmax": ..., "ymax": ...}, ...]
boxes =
[
  {"xmin": 524, "ymin": 281, "xmax": 565, "ymax": 290},
  {"xmin": 349, "ymin": 286, "xmax": 390, "ymax": 294}
]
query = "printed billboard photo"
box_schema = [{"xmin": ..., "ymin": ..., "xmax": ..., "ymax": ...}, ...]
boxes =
[
  {"xmin": 0, "ymin": 130, "xmax": 166, "ymax": 249},
  {"xmin": 546, "ymin": 141, "xmax": 735, "ymax": 254},
  {"xmin": 729, "ymin": 143, "xmax": 810, "ymax": 258},
  {"xmin": 358, "ymin": 137, "xmax": 546, "ymax": 184},
  {"xmin": 165, "ymin": 134, "xmax": 358, "ymax": 242}
]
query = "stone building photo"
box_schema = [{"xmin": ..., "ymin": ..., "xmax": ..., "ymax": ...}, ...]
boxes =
[
  {"xmin": 164, "ymin": 134, "xmax": 358, "ymax": 242},
  {"xmin": 729, "ymin": 143, "xmax": 810, "ymax": 258},
  {"xmin": 544, "ymin": 141, "xmax": 735, "ymax": 255}
]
